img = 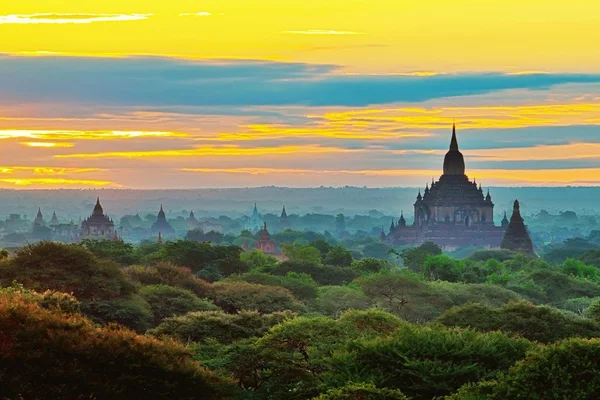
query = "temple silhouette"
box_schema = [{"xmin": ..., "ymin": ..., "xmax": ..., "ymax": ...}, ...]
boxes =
[{"xmin": 387, "ymin": 124, "xmax": 507, "ymax": 249}]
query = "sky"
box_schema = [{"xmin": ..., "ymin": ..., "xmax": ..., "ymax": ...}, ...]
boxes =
[{"xmin": 1, "ymin": 0, "xmax": 600, "ymax": 189}]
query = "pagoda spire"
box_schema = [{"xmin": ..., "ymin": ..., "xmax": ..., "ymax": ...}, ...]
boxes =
[{"xmin": 449, "ymin": 122, "xmax": 459, "ymax": 151}]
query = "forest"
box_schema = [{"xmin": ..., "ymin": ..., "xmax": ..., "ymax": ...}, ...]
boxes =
[{"xmin": 3, "ymin": 232, "xmax": 600, "ymax": 399}]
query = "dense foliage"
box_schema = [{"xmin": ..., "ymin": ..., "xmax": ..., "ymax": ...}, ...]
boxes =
[{"xmin": 2, "ymin": 237, "xmax": 600, "ymax": 399}]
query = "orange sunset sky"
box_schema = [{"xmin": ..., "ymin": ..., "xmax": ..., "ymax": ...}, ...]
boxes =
[{"xmin": 1, "ymin": 0, "xmax": 600, "ymax": 188}]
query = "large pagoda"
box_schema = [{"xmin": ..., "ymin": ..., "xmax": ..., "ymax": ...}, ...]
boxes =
[
  {"xmin": 80, "ymin": 198, "xmax": 115, "ymax": 239},
  {"xmin": 388, "ymin": 124, "xmax": 506, "ymax": 249}
]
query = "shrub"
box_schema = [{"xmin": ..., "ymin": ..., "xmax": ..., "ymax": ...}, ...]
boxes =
[
  {"xmin": 80, "ymin": 238, "xmax": 138, "ymax": 265},
  {"xmin": 483, "ymin": 338, "xmax": 600, "ymax": 399},
  {"xmin": 323, "ymin": 245, "xmax": 354, "ymax": 267},
  {"xmin": 0, "ymin": 241, "xmax": 134, "ymax": 301},
  {"xmin": 270, "ymin": 262, "xmax": 361, "ymax": 286},
  {"xmin": 314, "ymin": 383, "xmax": 409, "ymax": 400},
  {"xmin": 438, "ymin": 301, "xmax": 600, "ymax": 343},
  {"xmin": 228, "ymin": 271, "xmax": 319, "ymax": 301},
  {"xmin": 82, "ymin": 294, "xmax": 154, "ymax": 332},
  {"xmin": 123, "ymin": 262, "xmax": 213, "ymax": 298},
  {"xmin": 145, "ymin": 240, "xmax": 248, "ymax": 279},
  {"xmin": 0, "ymin": 283, "xmax": 80, "ymax": 314},
  {"xmin": 327, "ymin": 324, "xmax": 532, "ymax": 400},
  {"xmin": 212, "ymin": 281, "xmax": 305, "ymax": 314},
  {"xmin": 139, "ymin": 284, "xmax": 218, "ymax": 325},
  {"xmin": 150, "ymin": 310, "xmax": 295, "ymax": 343},
  {"xmin": 0, "ymin": 289, "xmax": 232, "ymax": 399},
  {"xmin": 351, "ymin": 258, "xmax": 392, "ymax": 274},
  {"xmin": 315, "ymin": 286, "xmax": 373, "ymax": 317},
  {"xmin": 585, "ymin": 298, "xmax": 600, "ymax": 320}
]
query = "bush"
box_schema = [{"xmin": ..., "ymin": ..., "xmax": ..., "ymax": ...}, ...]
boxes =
[
  {"xmin": 0, "ymin": 241, "xmax": 134, "ymax": 301},
  {"xmin": 585, "ymin": 298, "xmax": 600, "ymax": 320},
  {"xmin": 228, "ymin": 271, "xmax": 319, "ymax": 301},
  {"xmin": 438, "ymin": 301, "xmax": 600, "ymax": 343},
  {"xmin": 327, "ymin": 324, "xmax": 532, "ymax": 400},
  {"xmin": 351, "ymin": 258, "xmax": 392, "ymax": 274},
  {"xmin": 80, "ymin": 238, "xmax": 138, "ymax": 265},
  {"xmin": 150, "ymin": 310, "xmax": 295, "ymax": 343},
  {"xmin": 467, "ymin": 249, "xmax": 518, "ymax": 262},
  {"xmin": 123, "ymin": 262, "xmax": 213, "ymax": 298},
  {"xmin": 139, "ymin": 284, "xmax": 218, "ymax": 325},
  {"xmin": 324, "ymin": 245, "xmax": 354, "ymax": 267},
  {"xmin": 270, "ymin": 261, "xmax": 360, "ymax": 286},
  {"xmin": 82, "ymin": 294, "xmax": 154, "ymax": 332},
  {"xmin": 145, "ymin": 240, "xmax": 248, "ymax": 279},
  {"xmin": 315, "ymin": 286, "xmax": 373, "ymax": 317},
  {"xmin": 212, "ymin": 281, "xmax": 305, "ymax": 314},
  {"xmin": 0, "ymin": 289, "xmax": 232, "ymax": 399},
  {"xmin": 469, "ymin": 339, "xmax": 600, "ymax": 399},
  {"xmin": 314, "ymin": 383, "xmax": 409, "ymax": 400},
  {"xmin": 0, "ymin": 283, "xmax": 80, "ymax": 314}
]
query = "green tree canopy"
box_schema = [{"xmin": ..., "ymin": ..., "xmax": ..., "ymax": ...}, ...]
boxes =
[
  {"xmin": 0, "ymin": 288, "xmax": 232, "ymax": 399},
  {"xmin": 0, "ymin": 241, "xmax": 134, "ymax": 301}
]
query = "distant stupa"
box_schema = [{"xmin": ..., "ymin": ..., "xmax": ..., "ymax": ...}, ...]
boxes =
[{"xmin": 501, "ymin": 200, "xmax": 534, "ymax": 255}]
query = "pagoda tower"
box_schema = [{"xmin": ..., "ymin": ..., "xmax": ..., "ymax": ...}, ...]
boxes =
[
  {"xmin": 501, "ymin": 200, "xmax": 534, "ymax": 255},
  {"xmin": 280, "ymin": 206, "xmax": 290, "ymax": 231},
  {"xmin": 255, "ymin": 222, "xmax": 277, "ymax": 255},
  {"xmin": 151, "ymin": 205, "xmax": 174, "ymax": 236}
]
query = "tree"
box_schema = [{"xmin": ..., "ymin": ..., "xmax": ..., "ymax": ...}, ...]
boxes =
[
  {"xmin": 212, "ymin": 281, "xmax": 305, "ymax": 314},
  {"xmin": 0, "ymin": 288, "xmax": 232, "ymax": 399},
  {"xmin": 326, "ymin": 324, "xmax": 532, "ymax": 400},
  {"xmin": 150, "ymin": 310, "xmax": 294, "ymax": 344},
  {"xmin": 438, "ymin": 301, "xmax": 600, "ymax": 343},
  {"xmin": 423, "ymin": 255, "xmax": 463, "ymax": 282},
  {"xmin": 80, "ymin": 238, "xmax": 138, "ymax": 265},
  {"xmin": 229, "ymin": 271, "xmax": 319, "ymax": 301},
  {"xmin": 362, "ymin": 242, "xmax": 391, "ymax": 259},
  {"xmin": 586, "ymin": 298, "xmax": 600, "ymax": 320},
  {"xmin": 324, "ymin": 245, "xmax": 353, "ymax": 267},
  {"xmin": 314, "ymin": 383, "xmax": 409, "ymax": 400},
  {"xmin": 123, "ymin": 262, "xmax": 213, "ymax": 298},
  {"xmin": 269, "ymin": 261, "xmax": 360, "ymax": 286},
  {"xmin": 459, "ymin": 338, "xmax": 600, "ymax": 400},
  {"xmin": 399, "ymin": 242, "xmax": 442, "ymax": 272},
  {"xmin": 311, "ymin": 238, "xmax": 334, "ymax": 258},
  {"xmin": 581, "ymin": 249, "xmax": 600, "ymax": 267},
  {"xmin": 315, "ymin": 286, "xmax": 373, "ymax": 317},
  {"xmin": 186, "ymin": 229, "xmax": 224, "ymax": 244},
  {"xmin": 83, "ymin": 294, "xmax": 154, "ymax": 332},
  {"xmin": 139, "ymin": 284, "xmax": 218, "ymax": 325},
  {"xmin": 282, "ymin": 243, "xmax": 322, "ymax": 265},
  {"xmin": 240, "ymin": 249, "xmax": 278, "ymax": 270},
  {"xmin": 145, "ymin": 240, "xmax": 248, "ymax": 280},
  {"xmin": 0, "ymin": 241, "xmax": 134, "ymax": 301},
  {"xmin": 355, "ymin": 271, "xmax": 428, "ymax": 315},
  {"xmin": 351, "ymin": 258, "xmax": 392, "ymax": 274}
]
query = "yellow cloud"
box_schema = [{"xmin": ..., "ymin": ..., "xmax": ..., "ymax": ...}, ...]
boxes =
[
  {"xmin": 181, "ymin": 167, "xmax": 600, "ymax": 185},
  {"xmin": 465, "ymin": 142, "xmax": 600, "ymax": 162},
  {"xmin": 55, "ymin": 145, "xmax": 357, "ymax": 159},
  {"xmin": 0, "ymin": 130, "xmax": 187, "ymax": 140},
  {"xmin": 0, "ymin": 13, "xmax": 152, "ymax": 24},
  {"xmin": 21, "ymin": 142, "xmax": 74, "ymax": 148},
  {"xmin": 179, "ymin": 12, "xmax": 212, "ymax": 17},
  {"xmin": 0, "ymin": 178, "xmax": 119, "ymax": 187},
  {"xmin": 0, "ymin": 166, "xmax": 103, "ymax": 175},
  {"xmin": 282, "ymin": 30, "xmax": 364, "ymax": 35}
]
